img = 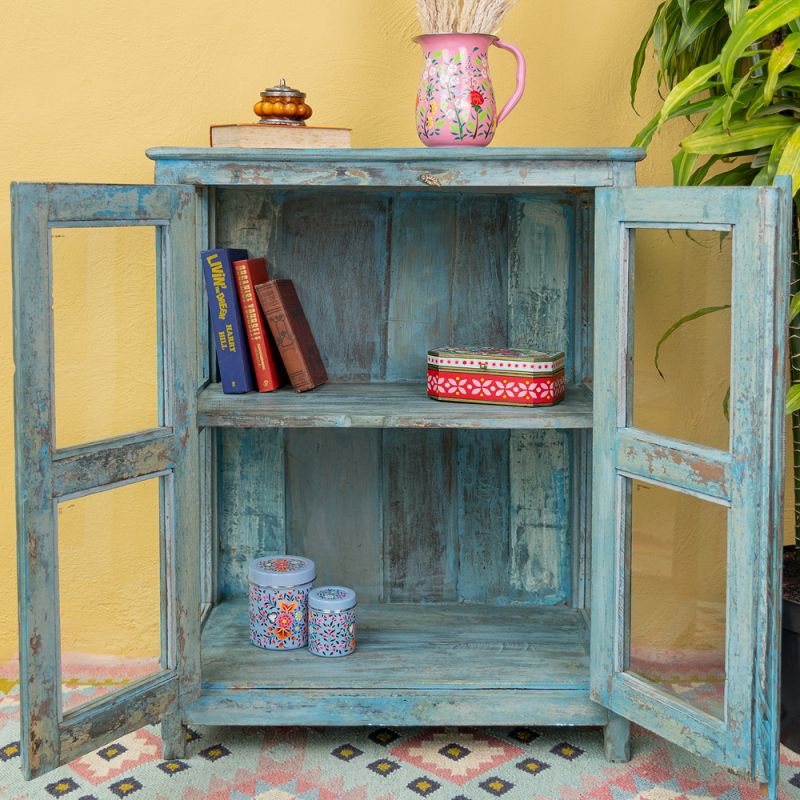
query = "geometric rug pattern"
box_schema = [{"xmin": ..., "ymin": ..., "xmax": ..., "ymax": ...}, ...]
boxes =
[{"xmin": 2, "ymin": 672, "xmax": 800, "ymax": 798}]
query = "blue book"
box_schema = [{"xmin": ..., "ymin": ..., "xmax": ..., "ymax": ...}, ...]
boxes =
[{"xmin": 201, "ymin": 248, "xmax": 255, "ymax": 393}]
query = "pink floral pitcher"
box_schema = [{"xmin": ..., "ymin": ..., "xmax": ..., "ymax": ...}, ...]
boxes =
[{"xmin": 415, "ymin": 33, "xmax": 526, "ymax": 147}]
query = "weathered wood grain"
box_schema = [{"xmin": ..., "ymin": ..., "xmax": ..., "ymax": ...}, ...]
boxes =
[
  {"xmin": 753, "ymin": 174, "xmax": 792, "ymax": 798},
  {"xmin": 12, "ymin": 183, "xmax": 199, "ymax": 778},
  {"xmin": 286, "ymin": 429, "xmax": 383, "ymax": 602},
  {"xmin": 270, "ymin": 192, "xmax": 391, "ymax": 381},
  {"xmin": 590, "ymin": 185, "xmax": 790, "ymax": 787},
  {"xmin": 59, "ymin": 674, "xmax": 178, "ymax": 765},
  {"xmin": 386, "ymin": 194, "xmax": 457, "ymax": 382},
  {"xmin": 198, "ymin": 382, "xmax": 594, "ymax": 429},
  {"xmin": 214, "ymin": 186, "xmax": 280, "ymax": 256},
  {"xmin": 201, "ymin": 598, "xmax": 590, "ymax": 690},
  {"xmin": 448, "ymin": 197, "xmax": 512, "ymax": 603},
  {"xmin": 212, "ymin": 187, "xmax": 284, "ymax": 606},
  {"xmin": 52, "ymin": 430, "xmax": 175, "ymax": 498},
  {"xmin": 147, "ymin": 147, "xmax": 646, "ymax": 189},
  {"xmin": 449, "ymin": 195, "xmax": 509, "ymax": 343},
  {"xmin": 509, "ymin": 430, "xmax": 572, "ymax": 604},
  {"xmin": 12, "ymin": 183, "xmax": 60, "ymax": 778},
  {"xmin": 383, "ymin": 430, "xmax": 457, "ymax": 601},
  {"xmin": 217, "ymin": 429, "xmax": 286, "ymax": 598},
  {"xmin": 509, "ymin": 197, "xmax": 575, "ymax": 605},
  {"xmin": 456, "ymin": 430, "xmax": 510, "ymax": 603},
  {"xmin": 616, "ymin": 429, "xmax": 732, "ymax": 504},
  {"xmin": 186, "ymin": 688, "xmax": 608, "ymax": 727}
]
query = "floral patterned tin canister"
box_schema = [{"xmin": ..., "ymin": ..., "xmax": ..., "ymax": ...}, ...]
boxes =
[
  {"xmin": 427, "ymin": 346, "xmax": 566, "ymax": 407},
  {"xmin": 248, "ymin": 555, "xmax": 315, "ymax": 650},
  {"xmin": 308, "ymin": 586, "xmax": 356, "ymax": 658}
]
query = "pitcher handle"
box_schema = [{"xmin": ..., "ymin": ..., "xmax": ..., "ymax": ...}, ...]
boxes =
[{"xmin": 493, "ymin": 39, "xmax": 526, "ymax": 124}]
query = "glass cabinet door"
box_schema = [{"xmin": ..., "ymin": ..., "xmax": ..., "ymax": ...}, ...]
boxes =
[
  {"xmin": 12, "ymin": 183, "xmax": 200, "ymax": 777},
  {"xmin": 591, "ymin": 181, "xmax": 792, "ymax": 795}
]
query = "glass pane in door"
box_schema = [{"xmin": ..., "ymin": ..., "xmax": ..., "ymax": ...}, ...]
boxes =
[
  {"xmin": 627, "ymin": 477, "xmax": 727, "ymax": 720},
  {"xmin": 51, "ymin": 226, "xmax": 160, "ymax": 449},
  {"xmin": 57, "ymin": 477, "xmax": 164, "ymax": 714},
  {"xmin": 631, "ymin": 228, "xmax": 732, "ymax": 451}
]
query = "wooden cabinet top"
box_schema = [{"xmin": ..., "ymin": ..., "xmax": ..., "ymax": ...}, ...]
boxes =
[{"xmin": 147, "ymin": 146, "xmax": 646, "ymax": 188}]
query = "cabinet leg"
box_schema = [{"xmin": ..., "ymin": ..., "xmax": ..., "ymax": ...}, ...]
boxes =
[
  {"xmin": 604, "ymin": 713, "xmax": 631, "ymax": 762},
  {"xmin": 161, "ymin": 712, "xmax": 187, "ymax": 760}
]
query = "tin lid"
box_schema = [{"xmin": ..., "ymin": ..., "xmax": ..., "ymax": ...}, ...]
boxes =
[
  {"xmin": 309, "ymin": 585, "xmax": 357, "ymax": 611},
  {"xmin": 427, "ymin": 346, "xmax": 565, "ymax": 374},
  {"xmin": 261, "ymin": 78, "xmax": 306, "ymax": 99},
  {"xmin": 248, "ymin": 555, "xmax": 316, "ymax": 587}
]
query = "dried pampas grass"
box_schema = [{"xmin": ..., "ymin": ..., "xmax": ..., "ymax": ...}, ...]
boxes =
[{"xmin": 416, "ymin": 0, "xmax": 519, "ymax": 34}]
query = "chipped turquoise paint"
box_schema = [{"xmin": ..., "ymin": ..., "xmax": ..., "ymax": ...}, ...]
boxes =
[
  {"xmin": 590, "ymin": 183, "xmax": 791, "ymax": 800},
  {"xmin": 10, "ymin": 150, "xmax": 787, "ymax": 800}
]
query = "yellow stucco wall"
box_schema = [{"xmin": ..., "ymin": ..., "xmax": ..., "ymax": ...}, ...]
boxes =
[{"xmin": 0, "ymin": 0, "xmax": 792, "ymax": 666}]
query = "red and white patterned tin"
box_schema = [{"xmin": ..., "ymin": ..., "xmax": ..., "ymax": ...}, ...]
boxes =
[{"xmin": 427, "ymin": 346, "xmax": 566, "ymax": 407}]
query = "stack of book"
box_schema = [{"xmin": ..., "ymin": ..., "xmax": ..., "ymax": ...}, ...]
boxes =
[{"xmin": 200, "ymin": 248, "xmax": 328, "ymax": 394}]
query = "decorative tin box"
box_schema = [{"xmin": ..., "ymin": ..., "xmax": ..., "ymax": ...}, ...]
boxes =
[
  {"xmin": 427, "ymin": 346, "xmax": 566, "ymax": 406},
  {"xmin": 308, "ymin": 586, "xmax": 356, "ymax": 658},
  {"xmin": 248, "ymin": 555, "xmax": 315, "ymax": 650}
]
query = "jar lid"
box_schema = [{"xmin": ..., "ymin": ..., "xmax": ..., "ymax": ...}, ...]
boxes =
[
  {"xmin": 261, "ymin": 78, "xmax": 306, "ymax": 99},
  {"xmin": 249, "ymin": 555, "xmax": 316, "ymax": 587},
  {"xmin": 428, "ymin": 345, "xmax": 565, "ymax": 375},
  {"xmin": 309, "ymin": 585, "xmax": 356, "ymax": 611}
]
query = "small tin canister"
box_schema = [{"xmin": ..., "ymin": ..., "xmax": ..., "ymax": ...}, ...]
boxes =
[
  {"xmin": 248, "ymin": 555, "xmax": 315, "ymax": 650},
  {"xmin": 427, "ymin": 346, "xmax": 566, "ymax": 407},
  {"xmin": 308, "ymin": 586, "xmax": 357, "ymax": 657}
]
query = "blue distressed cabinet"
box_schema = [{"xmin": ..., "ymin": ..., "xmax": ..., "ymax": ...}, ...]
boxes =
[{"xmin": 12, "ymin": 149, "xmax": 792, "ymax": 796}]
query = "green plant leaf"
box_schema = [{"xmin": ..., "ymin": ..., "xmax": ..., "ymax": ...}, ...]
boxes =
[
  {"xmin": 677, "ymin": 2, "xmax": 727, "ymax": 53},
  {"xmin": 767, "ymin": 126, "xmax": 795, "ymax": 182},
  {"xmin": 754, "ymin": 100, "xmax": 800, "ymax": 116},
  {"xmin": 678, "ymin": 0, "xmax": 690, "ymax": 23},
  {"xmin": 703, "ymin": 162, "xmax": 760, "ymax": 184},
  {"xmin": 688, "ymin": 154, "xmax": 725, "ymax": 184},
  {"xmin": 723, "ymin": 385, "xmax": 730, "ymax": 420},
  {"xmin": 752, "ymin": 163, "xmax": 772, "ymax": 184},
  {"xmin": 672, "ymin": 148, "xmax": 700, "ymax": 184},
  {"xmin": 776, "ymin": 125, "xmax": 800, "ymax": 195},
  {"xmin": 764, "ymin": 32, "xmax": 800, "ymax": 104},
  {"xmin": 787, "ymin": 383, "xmax": 800, "ymax": 414},
  {"xmin": 722, "ymin": 65, "xmax": 757, "ymax": 128},
  {"xmin": 720, "ymin": 0, "xmax": 800, "ymax": 91},
  {"xmin": 631, "ymin": 5, "xmax": 664, "ymax": 110},
  {"xmin": 681, "ymin": 115, "xmax": 797, "ymax": 153},
  {"xmin": 659, "ymin": 58, "xmax": 721, "ymax": 122},
  {"xmin": 654, "ymin": 304, "xmax": 731, "ymax": 378},
  {"xmin": 790, "ymin": 290, "xmax": 800, "ymax": 321},
  {"xmin": 633, "ymin": 97, "xmax": 716, "ymax": 148},
  {"xmin": 724, "ymin": 0, "xmax": 750, "ymax": 27}
]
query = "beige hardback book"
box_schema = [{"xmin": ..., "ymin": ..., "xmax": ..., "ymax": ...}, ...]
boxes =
[{"xmin": 210, "ymin": 124, "xmax": 351, "ymax": 149}]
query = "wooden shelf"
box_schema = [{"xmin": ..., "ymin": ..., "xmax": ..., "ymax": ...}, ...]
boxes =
[
  {"xmin": 188, "ymin": 599, "xmax": 601, "ymax": 727},
  {"xmin": 197, "ymin": 382, "xmax": 593, "ymax": 429},
  {"xmin": 200, "ymin": 598, "xmax": 590, "ymax": 691}
]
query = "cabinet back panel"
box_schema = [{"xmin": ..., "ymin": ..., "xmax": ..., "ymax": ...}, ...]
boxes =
[
  {"xmin": 216, "ymin": 427, "xmax": 575, "ymax": 606},
  {"xmin": 213, "ymin": 188, "xmax": 585, "ymax": 607},
  {"xmin": 215, "ymin": 189, "xmax": 582, "ymax": 382}
]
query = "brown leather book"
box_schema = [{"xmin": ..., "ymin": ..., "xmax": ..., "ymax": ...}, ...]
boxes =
[{"xmin": 254, "ymin": 279, "xmax": 328, "ymax": 392}]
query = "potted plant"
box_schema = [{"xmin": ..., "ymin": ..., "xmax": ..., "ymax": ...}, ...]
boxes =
[{"xmin": 629, "ymin": 0, "xmax": 800, "ymax": 750}]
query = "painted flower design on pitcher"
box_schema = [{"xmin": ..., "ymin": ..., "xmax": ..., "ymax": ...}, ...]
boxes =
[
  {"xmin": 416, "ymin": 45, "xmax": 496, "ymax": 144},
  {"xmin": 415, "ymin": 33, "xmax": 525, "ymax": 148}
]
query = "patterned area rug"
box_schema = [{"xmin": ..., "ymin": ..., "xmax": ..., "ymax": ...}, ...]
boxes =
[{"xmin": 1, "ymin": 667, "xmax": 800, "ymax": 799}]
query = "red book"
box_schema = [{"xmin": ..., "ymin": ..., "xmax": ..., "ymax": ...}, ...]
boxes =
[
  {"xmin": 255, "ymin": 279, "xmax": 328, "ymax": 392},
  {"xmin": 232, "ymin": 258, "xmax": 285, "ymax": 392}
]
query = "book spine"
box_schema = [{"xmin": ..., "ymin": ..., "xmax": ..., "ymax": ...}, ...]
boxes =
[
  {"xmin": 255, "ymin": 280, "xmax": 328, "ymax": 392},
  {"xmin": 233, "ymin": 258, "xmax": 285, "ymax": 392},
  {"xmin": 200, "ymin": 248, "xmax": 255, "ymax": 394}
]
